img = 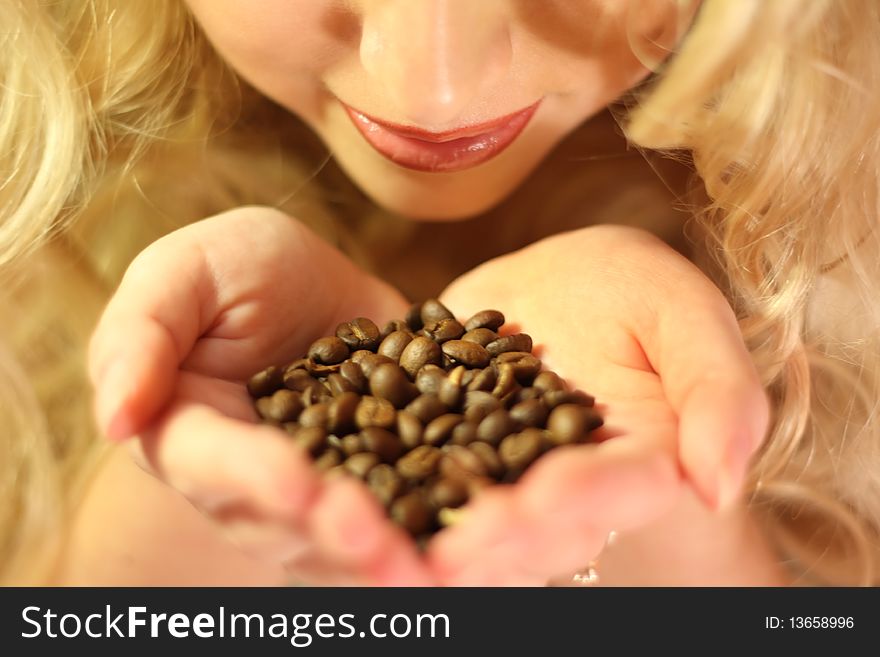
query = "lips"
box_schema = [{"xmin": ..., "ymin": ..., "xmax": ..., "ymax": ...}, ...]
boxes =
[{"xmin": 343, "ymin": 101, "xmax": 540, "ymax": 173}]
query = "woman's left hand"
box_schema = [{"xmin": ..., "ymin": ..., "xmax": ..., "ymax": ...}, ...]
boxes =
[{"xmin": 428, "ymin": 225, "xmax": 769, "ymax": 585}]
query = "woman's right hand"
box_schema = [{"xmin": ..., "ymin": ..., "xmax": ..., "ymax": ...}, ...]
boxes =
[{"xmin": 88, "ymin": 206, "xmax": 433, "ymax": 585}]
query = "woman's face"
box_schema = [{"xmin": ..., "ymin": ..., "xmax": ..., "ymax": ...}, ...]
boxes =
[{"xmin": 184, "ymin": 0, "xmax": 700, "ymax": 219}]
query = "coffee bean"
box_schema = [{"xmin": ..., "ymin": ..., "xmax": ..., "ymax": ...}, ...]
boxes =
[
  {"xmin": 377, "ymin": 330, "xmax": 414, "ymax": 361},
  {"xmin": 546, "ymin": 403, "xmax": 601, "ymax": 444},
  {"xmin": 283, "ymin": 421, "xmax": 301, "ymax": 435},
  {"xmin": 326, "ymin": 372, "xmax": 356, "ymax": 397},
  {"xmin": 399, "ymin": 336, "xmax": 443, "ymax": 379},
  {"xmin": 486, "ymin": 333, "xmax": 533, "ymax": 356},
  {"xmin": 292, "ymin": 426, "xmax": 327, "ymax": 456},
  {"xmin": 300, "ymin": 385, "xmax": 329, "ymax": 407},
  {"xmin": 307, "ymin": 361, "xmax": 341, "ymax": 377},
  {"xmin": 344, "ymin": 452, "xmax": 381, "ymax": 479},
  {"xmin": 415, "ymin": 365, "xmax": 446, "ymax": 395},
  {"xmin": 360, "ymin": 426, "xmax": 404, "ymax": 462},
  {"xmin": 466, "ymin": 367, "xmax": 497, "ymax": 392},
  {"xmin": 307, "ymin": 336, "xmax": 349, "ymax": 365},
  {"xmin": 533, "ymin": 371, "xmax": 566, "ymax": 393},
  {"xmin": 299, "ymin": 402, "xmax": 330, "ymax": 429},
  {"xmin": 369, "ymin": 362, "xmax": 419, "ymax": 408},
  {"xmin": 247, "ymin": 365, "xmax": 284, "ymax": 398},
  {"xmin": 423, "ymin": 413, "xmax": 464, "ymax": 446},
  {"xmin": 491, "ymin": 363, "xmax": 519, "ymax": 400},
  {"xmin": 314, "ymin": 447, "xmax": 343, "ymax": 471},
  {"xmin": 335, "ymin": 317, "xmax": 381, "ymax": 352},
  {"xmin": 499, "ymin": 428, "xmax": 544, "ymax": 472},
  {"xmin": 394, "ymin": 411, "xmax": 423, "ymax": 450},
  {"xmin": 390, "ymin": 492, "xmax": 433, "ymax": 535},
  {"xmin": 439, "ymin": 444, "xmax": 488, "ymax": 479},
  {"xmin": 450, "ymin": 420, "xmax": 479, "ymax": 446},
  {"xmin": 464, "ymin": 310, "xmax": 505, "ymax": 332},
  {"xmin": 468, "ymin": 441, "xmax": 504, "ymax": 479},
  {"xmin": 516, "ymin": 387, "xmax": 544, "ymax": 403},
  {"xmin": 463, "ymin": 390, "xmax": 503, "ymax": 424},
  {"xmin": 405, "ymin": 302, "xmax": 424, "ymax": 331},
  {"xmin": 405, "ymin": 393, "xmax": 448, "ymax": 424},
  {"xmin": 381, "ymin": 319, "xmax": 409, "ymax": 338},
  {"xmin": 396, "ymin": 445, "xmax": 442, "ymax": 481},
  {"xmin": 543, "ymin": 389, "xmax": 595, "ymax": 409},
  {"xmin": 442, "ymin": 340, "xmax": 491, "ymax": 368},
  {"xmin": 354, "ymin": 395, "xmax": 396, "ymax": 429},
  {"xmin": 427, "ymin": 477, "xmax": 469, "ymax": 509},
  {"xmin": 423, "ymin": 318, "xmax": 465, "ymax": 343},
  {"xmin": 420, "ymin": 299, "xmax": 455, "ymax": 325},
  {"xmin": 255, "ymin": 389, "xmax": 303, "ymax": 423},
  {"xmin": 282, "ymin": 368, "xmax": 324, "ymax": 396},
  {"xmin": 495, "ymin": 351, "xmax": 542, "ymax": 383},
  {"xmin": 460, "ymin": 328, "xmax": 499, "ymax": 347},
  {"xmin": 367, "ymin": 464, "xmax": 405, "ymax": 507},
  {"xmin": 509, "ymin": 398, "xmax": 550, "ymax": 427},
  {"xmin": 339, "ymin": 361, "xmax": 368, "ymax": 393},
  {"xmin": 438, "ymin": 377, "xmax": 463, "ymax": 409},
  {"xmin": 477, "ymin": 408, "xmax": 519, "ymax": 446},
  {"xmin": 341, "ymin": 433, "xmax": 364, "ymax": 456},
  {"xmin": 327, "ymin": 391, "xmax": 360, "ymax": 435}
]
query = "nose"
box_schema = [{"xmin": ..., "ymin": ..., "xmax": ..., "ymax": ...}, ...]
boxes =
[{"xmin": 359, "ymin": 0, "xmax": 511, "ymax": 127}]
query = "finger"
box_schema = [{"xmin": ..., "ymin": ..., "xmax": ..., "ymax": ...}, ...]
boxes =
[
  {"xmin": 644, "ymin": 284, "xmax": 770, "ymax": 510},
  {"xmin": 309, "ymin": 477, "xmax": 434, "ymax": 586},
  {"xmin": 138, "ymin": 386, "xmax": 321, "ymax": 523}
]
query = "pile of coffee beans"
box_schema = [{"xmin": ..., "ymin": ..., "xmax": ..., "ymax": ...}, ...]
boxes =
[{"xmin": 247, "ymin": 299, "xmax": 602, "ymax": 540}]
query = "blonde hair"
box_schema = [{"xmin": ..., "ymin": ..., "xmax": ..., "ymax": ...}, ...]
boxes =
[{"xmin": 1, "ymin": 0, "xmax": 878, "ymax": 584}]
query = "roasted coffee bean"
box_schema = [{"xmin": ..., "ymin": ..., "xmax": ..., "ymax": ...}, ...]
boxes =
[
  {"xmin": 499, "ymin": 428, "xmax": 544, "ymax": 472},
  {"xmin": 325, "ymin": 372, "xmax": 356, "ymax": 397},
  {"xmin": 546, "ymin": 404, "xmax": 602, "ymax": 444},
  {"xmin": 423, "ymin": 413, "xmax": 464, "ymax": 446},
  {"xmin": 283, "ymin": 421, "xmax": 301, "ymax": 435},
  {"xmin": 355, "ymin": 353, "xmax": 395, "ymax": 378},
  {"xmin": 339, "ymin": 360, "xmax": 368, "ymax": 393},
  {"xmin": 360, "ymin": 426, "xmax": 404, "ymax": 462},
  {"xmin": 533, "ymin": 371, "xmax": 566, "ymax": 393},
  {"xmin": 327, "ymin": 391, "xmax": 360, "ymax": 435},
  {"xmin": 438, "ymin": 377, "xmax": 463, "ymax": 409},
  {"xmin": 420, "ymin": 298, "xmax": 455, "ymax": 325},
  {"xmin": 344, "ymin": 452, "xmax": 381, "ymax": 479},
  {"xmin": 427, "ymin": 477, "xmax": 469, "ymax": 509},
  {"xmin": 299, "ymin": 402, "xmax": 330, "ymax": 429},
  {"xmin": 442, "ymin": 340, "xmax": 491, "ymax": 368},
  {"xmin": 405, "ymin": 302, "xmax": 424, "ymax": 331},
  {"xmin": 464, "ymin": 310, "xmax": 505, "ymax": 332},
  {"xmin": 468, "ymin": 441, "xmax": 504, "ymax": 479},
  {"xmin": 354, "ymin": 395, "xmax": 396, "ymax": 429},
  {"xmin": 405, "ymin": 393, "xmax": 448, "ymax": 424},
  {"xmin": 396, "ymin": 411, "xmax": 423, "ymax": 449},
  {"xmin": 543, "ymin": 389, "xmax": 595, "ymax": 409},
  {"xmin": 390, "ymin": 492, "xmax": 433, "ymax": 535},
  {"xmin": 399, "ymin": 336, "xmax": 443, "ymax": 379},
  {"xmin": 369, "ymin": 362, "xmax": 419, "ymax": 408},
  {"xmin": 307, "ymin": 336, "xmax": 349, "ymax": 365},
  {"xmin": 247, "ymin": 365, "xmax": 284, "ymax": 398},
  {"xmin": 477, "ymin": 408, "xmax": 520, "ymax": 446},
  {"xmin": 423, "ymin": 318, "xmax": 465, "ymax": 343},
  {"xmin": 460, "ymin": 328, "xmax": 498, "ymax": 347},
  {"xmin": 367, "ymin": 464, "xmax": 405, "ymax": 507},
  {"xmin": 377, "ymin": 330, "xmax": 414, "ymax": 361},
  {"xmin": 292, "ymin": 426, "xmax": 327, "ymax": 456},
  {"xmin": 282, "ymin": 367, "xmax": 324, "ymax": 395},
  {"xmin": 300, "ymin": 385, "xmax": 328, "ymax": 407},
  {"xmin": 466, "ymin": 367, "xmax": 497, "ymax": 392},
  {"xmin": 486, "ymin": 333, "xmax": 533, "ymax": 356},
  {"xmin": 450, "ymin": 420, "xmax": 479, "ymax": 446},
  {"xmin": 255, "ymin": 389, "xmax": 303, "ymax": 423},
  {"xmin": 491, "ymin": 363, "xmax": 519, "ymax": 400},
  {"xmin": 509, "ymin": 398, "xmax": 550, "ymax": 427},
  {"xmin": 341, "ymin": 434, "xmax": 364, "ymax": 456},
  {"xmin": 415, "ymin": 365, "xmax": 446, "ymax": 395},
  {"xmin": 335, "ymin": 317, "xmax": 381, "ymax": 352},
  {"xmin": 515, "ymin": 387, "xmax": 544, "ymax": 403},
  {"xmin": 439, "ymin": 444, "xmax": 488, "ymax": 479},
  {"xmin": 381, "ymin": 319, "xmax": 409, "ymax": 338},
  {"xmin": 308, "ymin": 361, "xmax": 342, "ymax": 377},
  {"xmin": 495, "ymin": 351, "xmax": 542, "ymax": 383},
  {"xmin": 463, "ymin": 390, "xmax": 503, "ymax": 424},
  {"xmin": 396, "ymin": 445, "xmax": 442, "ymax": 481},
  {"xmin": 460, "ymin": 369, "xmax": 477, "ymax": 387},
  {"xmin": 314, "ymin": 447, "xmax": 343, "ymax": 471}
]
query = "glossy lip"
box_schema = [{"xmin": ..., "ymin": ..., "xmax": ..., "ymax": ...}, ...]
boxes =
[{"xmin": 343, "ymin": 100, "xmax": 541, "ymax": 173}]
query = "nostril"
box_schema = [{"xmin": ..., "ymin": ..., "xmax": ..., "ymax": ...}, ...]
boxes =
[{"xmin": 320, "ymin": 4, "xmax": 361, "ymax": 46}]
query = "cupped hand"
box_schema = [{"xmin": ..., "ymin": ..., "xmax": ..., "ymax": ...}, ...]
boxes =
[
  {"xmin": 88, "ymin": 206, "xmax": 433, "ymax": 585},
  {"xmin": 428, "ymin": 225, "xmax": 769, "ymax": 585}
]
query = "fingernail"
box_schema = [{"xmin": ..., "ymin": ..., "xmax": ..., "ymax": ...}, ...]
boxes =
[
  {"xmin": 717, "ymin": 432, "xmax": 753, "ymax": 510},
  {"xmin": 95, "ymin": 362, "xmax": 136, "ymax": 440}
]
